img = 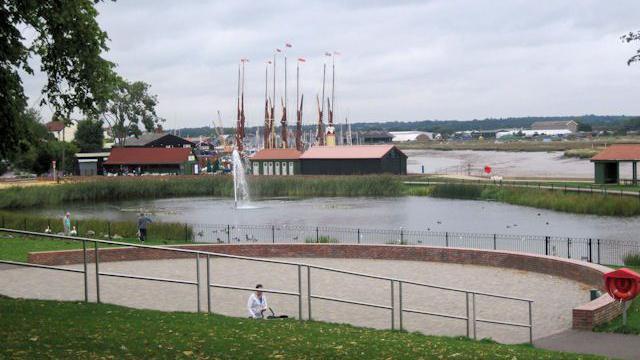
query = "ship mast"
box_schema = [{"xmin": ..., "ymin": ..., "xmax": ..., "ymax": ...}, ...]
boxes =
[{"xmin": 296, "ymin": 57, "xmax": 305, "ymax": 151}]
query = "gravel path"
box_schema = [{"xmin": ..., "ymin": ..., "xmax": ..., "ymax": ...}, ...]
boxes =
[{"xmin": 0, "ymin": 257, "xmax": 591, "ymax": 344}]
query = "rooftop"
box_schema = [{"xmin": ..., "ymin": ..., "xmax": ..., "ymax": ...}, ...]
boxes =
[
  {"xmin": 591, "ymin": 144, "xmax": 640, "ymax": 161},
  {"xmin": 251, "ymin": 148, "xmax": 302, "ymax": 160},
  {"xmin": 45, "ymin": 121, "xmax": 65, "ymax": 132},
  {"xmin": 300, "ymin": 145, "xmax": 405, "ymax": 159},
  {"xmin": 104, "ymin": 147, "xmax": 193, "ymax": 165}
]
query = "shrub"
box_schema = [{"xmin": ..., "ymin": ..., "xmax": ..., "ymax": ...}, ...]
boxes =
[
  {"xmin": 623, "ymin": 252, "xmax": 640, "ymax": 267},
  {"xmin": 305, "ymin": 235, "xmax": 338, "ymax": 243}
]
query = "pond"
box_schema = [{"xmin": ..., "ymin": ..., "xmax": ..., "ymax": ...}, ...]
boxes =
[{"xmin": 32, "ymin": 196, "xmax": 640, "ymax": 241}]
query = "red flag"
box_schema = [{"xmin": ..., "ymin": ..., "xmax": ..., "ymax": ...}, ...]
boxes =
[
  {"xmin": 285, "ymin": 43, "xmax": 292, "ymax": 48},
  {"xmin": 297, "ymin": 58, "xmax": 306, "ymax": 62}
]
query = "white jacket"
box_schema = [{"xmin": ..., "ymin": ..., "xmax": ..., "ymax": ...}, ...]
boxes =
[{"xmin": 247, "ymin": 293, "xmax": 268, "ymax": 318}]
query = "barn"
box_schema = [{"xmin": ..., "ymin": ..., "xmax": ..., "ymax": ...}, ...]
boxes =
[{"xmin": 299, "ymin": 145, "xmax": 407, "ymax": 175}]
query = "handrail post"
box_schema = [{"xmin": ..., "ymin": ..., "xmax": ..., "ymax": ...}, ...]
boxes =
[
  {"xmin": 588, "ymin": 238, "xmax": 593, "ymax": 263},
  {"xmin": 390, "ymin": 280, "xmax": 395, "ymax": 330},
  {"xmin": 316, "ymin": 227, "xmax": 319, "ymax": 243},
  {"xmin": 472, "ymin": 292, "xmax": 477, "ymax": 340},
  {"xmin": 196, "ymin": 253, "xmax": 201, "ymax": 312},
  {"xmin": 398, "ymin": 281, "xmax": 403, "ymax": 331},
  {"xmin": 493, "ymin": 234, "xmax": 497, "ymax": 250},
  {"xmin": 307, "ymin": 266, "xmax": 312, "ymax": 320},
  {"xmin": 82, "ymin": 240, "xmax": 88, "ymax": 303},
  {"xmin": 357, "ymin": 228, "xmax": 360, "ymax": 244},
  {"xmin": 465, "ymin": 292, "xmax": 470, "ymax": 338},
  {"xmin": 297, "ymin": 265, "xmax": 302, "ymax": 320},
  {"xmin": 272, "ymin": 225, "xmax": 275, "ymax": 243},
  {"xmin": 445, "ymin": 232, "xmax": 449, "ymax": 247},
  {"xmin": 528, "ymin": 300, "xmax": 533, "ymax": 344},
  {"xmin": 94, "ymin": 242, "xmax": 100, "ymax": 303},
  {"xmin": 206, "ymin": 254, "xmax": 211, "ymax": 313}
]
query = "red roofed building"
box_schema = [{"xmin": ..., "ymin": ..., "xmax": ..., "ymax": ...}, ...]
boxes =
[
  {"xmin": 300, "ymin": 145, "xmax": 407, "ymax": 175},
  {"xmin": 249, "ymin": 149, "xmax": 302, "ymax": 175},
  {"xmin": 104, "ymin": 147, "xmax": 198, "ymax": 175},
  {"xmin": 591, "ymin": 144, "xmax": 640, "ymax": 184}
]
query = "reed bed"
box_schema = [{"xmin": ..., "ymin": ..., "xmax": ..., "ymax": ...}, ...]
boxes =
[
  {"xmin": 0, "ymin": 175, "xmax": 404, "ymax": 210},
  {"xmin": 428, "ymin": 183, "xmax": 640, "ymax": 217}
]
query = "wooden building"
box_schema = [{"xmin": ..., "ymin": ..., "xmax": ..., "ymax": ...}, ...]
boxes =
[
  {"xmin": 104, "ymin": 147, "xmax": 198, "ymax": 175},
  {"xmin": 299, "ymin": 145, "xmax": 407, "ymax": 175},
  {"xmin": 591, "ymin": 144, "xmax": 640, "ymax": 184},
  {"xmin": 249, "ymin": 149, "xmax": 301, "ymax": 175}
]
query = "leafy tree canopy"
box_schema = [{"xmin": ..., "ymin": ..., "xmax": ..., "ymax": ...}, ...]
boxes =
[
  {"xmin": 1, "ymin": 0, "xmax": 117, "ymax": 158},
  {"xmin": 74, "ymin": 118, "xmax": 105, "ymax": 152},
  {"xmin": 100, "ymin": 78, "xmax": 164, "ymax": 146},
  {"xmin": 622, "ymin": 31, "xmax": 640, "ymax": 65}
]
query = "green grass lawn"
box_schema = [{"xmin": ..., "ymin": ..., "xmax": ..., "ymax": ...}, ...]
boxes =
[
  {"xmin": 594, "ymin": 265, "xmax": 640, "ymax": 335},
  {"xmin": 0, "ymin": 235, "xmax": 189, "ymax": 262},
  {"xmin": 0, "ymin": 297, "xmax": 602, "ymax": 359}
]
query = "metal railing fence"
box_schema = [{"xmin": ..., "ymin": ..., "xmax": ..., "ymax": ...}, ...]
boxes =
[
  {"xmin": 3, "ymin": 213, "xmax": 637, "ymax": 265},
  {"xmin": 190, "ymin": 223, "xmax": 638, "ymax": 266},
  {"xmin": 0, "ymin": 228, "xmax": 533, "ymax": 343}
]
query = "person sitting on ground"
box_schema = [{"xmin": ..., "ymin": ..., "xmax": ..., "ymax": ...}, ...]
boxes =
[
  {"xmin": 247, "ymin": 284, "xmax": 268, "ymax": 319},
  {"xmin": 137, "ymin": 213, "xmax": 152, "ymax": 242}
]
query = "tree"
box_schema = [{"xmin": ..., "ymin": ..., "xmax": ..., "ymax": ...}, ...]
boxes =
[
  {"xmin": 1, "ymin": 1, "xmax": 117, "ymax": 158},
  {"xmin": 74, "ymin": 119, "xmax": 105, "ymax": 152},
  {"xmin": 621, "ymin": 31, "xmax": 640, "ymax": 65},
  {"xmin": 577, "ymin": 122, "xmax": 592, "ymax": 132},
  {"xmin": 100, "ymin": 79, "xmax": 163, "ymax": 146}
]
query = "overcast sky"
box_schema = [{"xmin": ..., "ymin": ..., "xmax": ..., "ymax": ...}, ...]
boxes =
[{"xmin": 22, "ymin": 0, "xmax": 640, "ymax": 128}]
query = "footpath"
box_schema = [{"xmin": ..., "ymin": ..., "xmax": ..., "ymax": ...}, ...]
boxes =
[{"xmin": 535, "ymin": 329, "xmax": 640, "ymax": 360}]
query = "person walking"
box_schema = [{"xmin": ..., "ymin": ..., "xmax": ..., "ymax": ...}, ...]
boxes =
[
  {"xmin": 63, "ymin": 212, "xmax": 71, "ymax": 235},
  {"xmin": 137, "ymin": 213, "xmax": 152, "ymax": 242}
]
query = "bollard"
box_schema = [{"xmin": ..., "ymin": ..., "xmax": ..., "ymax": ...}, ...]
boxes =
[
  {"xmin": 493, "ymin": 233, "xmax": 497, "ymax": 250},
  {"xmin": 567, "ymin": 237, "xmax": 571, "ymax": 259}
]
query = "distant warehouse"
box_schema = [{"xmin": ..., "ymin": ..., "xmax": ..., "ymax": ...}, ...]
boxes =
[{"xmin": 299, "ymin": 145, "xmax": 407, "ymax": 175}]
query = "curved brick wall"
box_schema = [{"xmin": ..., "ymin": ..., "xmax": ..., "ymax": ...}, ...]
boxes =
[{"xmin": 27, "ymin": 243, "xmax": 620, "ymax": 329}]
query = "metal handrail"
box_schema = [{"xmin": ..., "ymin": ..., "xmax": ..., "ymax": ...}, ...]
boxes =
[
  {"xmin": 0, "ymin": 228, "xmax": 535, "ymax": 343},
  {"xmin": 0, "ymin": 228, "xmax": 534, "ymax": 302},
  {"xmin": 210, "ymin": 283, "xmax": 299, "ymax": 297},
  {"xmin": 0, "ymin": 259, "xmax": 84, "ymax": 274}
]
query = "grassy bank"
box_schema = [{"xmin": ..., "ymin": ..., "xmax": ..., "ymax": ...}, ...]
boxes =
[
  {"xmin": 0, "ymin": 211, "xmax": 192, "ymax": 241},
  {"xmin": 0, "ymin": 235, "xmax": 191, "ymax": 262},
  {"xmin": 425, "ymin": 183, "xmax": 640, "ymax": 216},
  {"xmin": 0, "ymin": 175, "xmax": 404, "ymax": 210},
  {"xmin": 563, "ymin": 148, "xmax": 601, "ymax": 159},
  {"xmin": 0, "ymin": 297, "xmax": 599, "ymax": 359}
]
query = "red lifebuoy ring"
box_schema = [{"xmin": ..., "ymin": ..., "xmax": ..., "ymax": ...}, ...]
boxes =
[{"xmin": 606, "ymin": 278, "xmax": 639, "ymax": 301}]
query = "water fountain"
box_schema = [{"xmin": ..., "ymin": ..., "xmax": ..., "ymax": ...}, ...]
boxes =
[{"xmin": 231, "ymin": 149, "xmax": 251, "ymax": 209}]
